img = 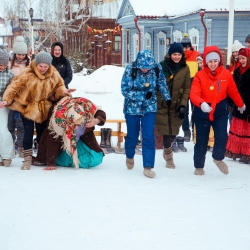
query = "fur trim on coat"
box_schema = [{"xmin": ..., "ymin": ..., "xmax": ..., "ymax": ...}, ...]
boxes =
[{"xmin": 3, "ymin": 60, "xmax": 67, "ymax": 123}]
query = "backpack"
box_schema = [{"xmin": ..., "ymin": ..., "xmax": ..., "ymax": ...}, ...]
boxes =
[{"xmin": 131, "ymin": 61, "xmax": 160, "ymax": 81}]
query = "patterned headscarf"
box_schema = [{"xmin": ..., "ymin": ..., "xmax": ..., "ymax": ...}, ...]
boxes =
[{"xmin": 49, "ymin": 96, "xmax": 97, "ymax": 169}]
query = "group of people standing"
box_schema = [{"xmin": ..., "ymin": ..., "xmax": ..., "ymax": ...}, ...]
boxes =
[
  {"xmin": 121, "ymin": 33, "xmax": 250, "ymax": 178},
  {"xmin": 1, "ymin": 33, "xmax": 250, "ymax": 178},
  {"xmin": 0, "ymin": 37, "xmax": 106, "ymax": 170}
]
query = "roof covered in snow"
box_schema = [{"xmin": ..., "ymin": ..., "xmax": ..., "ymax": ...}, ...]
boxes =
[{"xmin": 127, "ymin": 0, "xmax": 250, "ymax": 17}]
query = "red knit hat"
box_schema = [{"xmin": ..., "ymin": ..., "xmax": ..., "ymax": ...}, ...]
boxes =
[{"xmin": 238, "ymin": 48, "xmax": 250, "ymax": 58}]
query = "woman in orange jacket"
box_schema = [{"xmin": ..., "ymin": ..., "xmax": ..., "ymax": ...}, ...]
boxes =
[{"xmin": 190, "ymin": 46, "xmax": 245, "ymax": 175}]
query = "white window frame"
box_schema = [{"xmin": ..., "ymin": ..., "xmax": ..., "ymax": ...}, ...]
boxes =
[
  {"xmin": 157, "ymin": 31, "xmax": 166, "ymax": 62},
  {"xmin": 144, "ymin": 32, "xmax": 152, "ymax": 51},
  {"xmin": 133, "ymin": 33, "xmax": 139, "ymax": 61},
  {"xmin": 189, "ymin": 28, "xmax": 199, "ymax": 51},
  {"xmin": 173, "ymin": 30, "xmax": 182, "ymax": 43}
]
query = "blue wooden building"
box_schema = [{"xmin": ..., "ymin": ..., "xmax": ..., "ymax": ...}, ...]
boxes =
[{"xmin": 116, "ymin": 0, "xmax": 250, "ymax": 66}]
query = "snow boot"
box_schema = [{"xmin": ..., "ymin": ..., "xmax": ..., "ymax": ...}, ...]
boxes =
[
  {"xmin": 0, "ymin": 162, "xmax": 3, "ymax": 166},
  {"xmin": 163, "ymin": 147, "xmax": 176, "ymax": 169},
  {"xmin": 176, "ymin": 136, "xmax": 187, "ymax": 152},
  {"xmin": 143, "ymin": 167, "xmax": 155, "ymax": 178},
  {"xmin": 183, "ymin": 130, "xmax": 191, "ymax": 142},
  {"xmin": 213, "ymin": 159, "xmax": 229, "ymax": 174},
  {"xmin": 21, "ymin": 149, "xmax": 33, "ymax": 170},
  {"xmin": 105, "ymin": 128, "xmax": 112, "ymax": 148},
  {"xmin": 3, "ymin": 159, "xmax": 12, "ymax": 167},
  {"xmin": 194, "ymin": 168, "xmax": 205, "ymax": 175},
  {"xmin": 126, "ymin": 157, "xmax": 134, "ymax": 169},
  {"xmin": 100, "ymin": 128, "xmax": 106, "ymax": 148},
  {"xmin": 172, "ymin": 139, "xmax": 179, "ymax": 153}
]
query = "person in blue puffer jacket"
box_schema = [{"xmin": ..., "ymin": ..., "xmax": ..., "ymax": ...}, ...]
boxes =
[{"xmin": 121, "ymin": 50, "xmax": 171, "ymax": 178}]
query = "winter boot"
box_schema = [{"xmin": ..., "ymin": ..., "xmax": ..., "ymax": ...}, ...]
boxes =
[
  {"xmin": 3, "ymin": 159, "xmax": 12, "ymax": 167},
  {"xmin": 0, "ymin": 162, "xmax": 3, "ymax": 166},
  {"xmin": 176, "ymin": 136, "xmax": 187, "ymax": 152},
  {"xmin": 194, "ymin": 168, "xmax": 205, "ymax": 175},
  {"xmin": 183, "ymin": 130, "xmax": 191, "ymax": 142},
  {"xmin": 143, "ymin": 167, "xmax": 155, "ymax": 178},
  {"xmin": 18, "ymin": 146, "xmax": 24, "ymax": 158},
  {"xmin": 213, "ymin": 159, "xmax": 229, "ymax": 174},
  {"xmin": 105, "ymin": 128, "xmax": 112, "ymax": 148},
  {"xmin": 163, "ymin": 147, "xmax": 176, "ymax": 169},
  {"xmin": 126, "ymin": 157, "xmax": 134, "ymax": 169},
  {"xmin": 21, "ymin": 149, "xmax": 33, "ymax": 170},
  {"xmin": 172, "ymin": 139, "xmax": 179, "ymax": 153},
  {"xmin": 100, "ymin": 128, "xmax": 106, "ymax": 148}
]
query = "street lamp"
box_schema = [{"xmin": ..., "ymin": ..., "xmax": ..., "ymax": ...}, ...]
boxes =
[{"xmin": 29, "ymin": 8, "xmax": 35, "ymax": 59}]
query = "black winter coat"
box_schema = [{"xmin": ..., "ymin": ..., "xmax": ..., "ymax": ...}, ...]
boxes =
[
  {"xmin": 52, "ymin": 56, "xmax": 72, "ymax": 89},
  {"xmin": 232, "ymin": 67, "xmax": 250, "ymax": 122}
]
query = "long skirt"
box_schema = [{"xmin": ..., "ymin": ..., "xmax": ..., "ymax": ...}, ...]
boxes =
[
  {"xmin": 56, "ymin": 140, "xmax": 104, "ymax": 168},
  {"xmin": 225, "ymin": 117, "xmax": 250, "ymax": 162}
]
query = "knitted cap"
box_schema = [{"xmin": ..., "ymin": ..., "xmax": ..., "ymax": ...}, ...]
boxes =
[
  {"xmin": 205, "ymin": 52, "xmax": 221, "ymax": 64},
  {"xmin": 231, "ymin": 40, "xmax": 244, "ymax": 52},
  {"xmin": 238, "ymin": 48, "xmax": 250, "ymax": 58},
  {"xmin": 35, "ymin": 51, "xmax": 52, "ymax": 66},
  {"xmin": 0, "ymin": 48, "xmax": 9, "ymax": 65},
  {"xmin": 196, "ymin": 55, "xmax": 203, "ymax": 62},
  {"xmin": 13, "ymin": 36, "xmax": 28, "ymax": 54},
  {"xmin": 168, "ymin": 42, "xmax": 183, "ymax": 56},
  {"xmin": 245, "ymin": 33, "xmax": 250, "ymax": 43},
  {"xmin": 181, "ymin": 33, "xmax": 192, "ymax": 48}
]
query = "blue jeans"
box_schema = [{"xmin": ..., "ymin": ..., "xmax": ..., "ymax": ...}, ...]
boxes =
[{"xmin": 125, "ymin": 112, "xmax": 156, "ymax": 168}]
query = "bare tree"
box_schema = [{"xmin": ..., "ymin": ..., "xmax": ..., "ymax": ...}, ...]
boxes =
[{"xmin": 3, "ymin": 0, "xmax": 91, "ymax": 50}]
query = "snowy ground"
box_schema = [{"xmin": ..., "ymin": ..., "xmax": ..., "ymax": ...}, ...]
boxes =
[{"xmin": 1, "ymin": 66, "xmax": 250, "ymax": 250}]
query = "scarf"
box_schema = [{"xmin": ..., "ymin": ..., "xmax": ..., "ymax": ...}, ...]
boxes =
[{"xmin": 49, "ymin": 96, "xmax": 97, "ymax": 169}]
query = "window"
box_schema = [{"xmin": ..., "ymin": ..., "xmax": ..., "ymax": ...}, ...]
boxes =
[
  {"xmin": 173, "ymin": 30, "xmax": 182, "ymax": 43},
  {"xmin": 157, "ymin": 31, "xmax": 166, "ymax": 62},
  {"xmin": 189, "ymin": 28, "xmax": 199, "ymax": 51},
  {"xmin": 95, "ymin": 0, "xmax": 103, "ymax": 5},
  {"xmin": 114, "ymin": 35, "xmax": 121, "ymax": 51},
  {"xmin": 133, "ymin": 33, "xmax": 139, "ymax": 61},
  {"xmin": 144, "ymin": 33, "xmax": 151, "ymax": 50}
]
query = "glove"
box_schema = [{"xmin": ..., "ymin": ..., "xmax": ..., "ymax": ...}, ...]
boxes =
[
  {"xmin": 201, "ymin": 102, "xmax": 212, "ymax": 113},
  {"xmin": 145, "ymin": 92, "xmax": 152, "ymax": 99},
  {"xmin": 176, "ymin": 105, "xmax": 186, "ymax": 119},
  {"xmin": 166, "ymin": 99, "xmax": 172, "ymax": 107},
  {"xmin": 238, "ymin": 104, "xmax": 246, "ymax": 114}
]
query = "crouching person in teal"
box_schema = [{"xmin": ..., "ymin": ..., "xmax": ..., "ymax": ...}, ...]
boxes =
[
  {"xmin": 121, "ymin": 50, "xmax": 171, "ymax": 178},
  {"xmin": 32, "ymin": 96, "xmax": 105, "ymax": 170}
]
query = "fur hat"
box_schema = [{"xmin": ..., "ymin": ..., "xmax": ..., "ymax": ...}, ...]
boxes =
[
  {"xmin": 205, "ymin": 52, "xmax": 221, "ymax": 64},
  {"xmin": 245, "ymin": 33, "xmax": 250, "ymax": 43},
  {"xmin": 35, "ymin": 51, "xmax": 52, "ymax": 66},
  {"xmin": 168, "ymin": 42, "xmax": 183, "ymax": 56},
  {"xmin": 0, "ymin": 48, "xmax": 9, "ymax": 65},
  {"xmin": 231, "ymin": 40, "xmax": 244, "ymax": 52},
  {"xmin": 181, "ymin": 33, "xmax": 192, "ymax": 48},
  {"xmin": 13, "ymin": 36, "xmax": 28, "ymax": 54}
]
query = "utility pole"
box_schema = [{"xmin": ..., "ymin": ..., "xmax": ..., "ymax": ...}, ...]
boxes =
[{"xmin": 227, "ymin": 0, "xmax": 235, "ymax": 67}]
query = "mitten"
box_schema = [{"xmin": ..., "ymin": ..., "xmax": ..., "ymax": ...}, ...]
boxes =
[
  {"xmin": 146, "ymin": 92, "xmax": 152, "ymax": 99},
  {"xmin": 201, "ymin": 102, "xmax": 212, "ymax": 113},
  {"xmin": 176, "ymin": 105, "xmax": 186, "ymax": 119},
  {"xmin": 166, "ymin": 99, "xmax": 172, "ymax": 107},
  {"xmin": 76, "ymin": 125, "xmax": 86, "ymax": 141},
  {"xmin": 238, "ymin": 104, "xmax": 246, "ymax": 114}
]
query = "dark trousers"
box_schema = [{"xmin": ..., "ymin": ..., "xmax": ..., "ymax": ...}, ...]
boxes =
[
  {"xmin": 182, "ymin": 100, "xmax": 194, "ymax": 132},
  {"xmin": 193, "ymin": 100, "xmax": 228, "ymax": 168},
  {"xmin": 22, "ymin": 116, "xmax": 46, "ymax": 150}
]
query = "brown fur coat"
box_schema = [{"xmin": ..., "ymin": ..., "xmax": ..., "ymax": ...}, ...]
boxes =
[{"xmin": 3, "ymin": 60, "xmax": 67, "ymax": 123}]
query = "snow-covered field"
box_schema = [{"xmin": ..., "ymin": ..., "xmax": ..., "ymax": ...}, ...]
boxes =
[{"xmin": 1, "ymin": 66, "xmax": 250, "ymax": 250}]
